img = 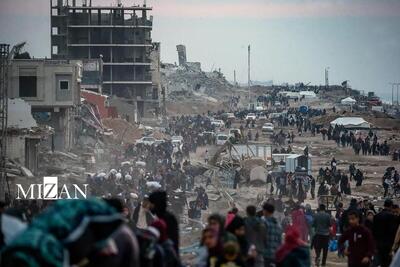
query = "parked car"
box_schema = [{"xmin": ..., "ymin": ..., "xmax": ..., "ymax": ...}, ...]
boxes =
[
  {"xmin": 144, "ymin": 126, "xmax": 154, "ymax": 134},
  {"xmin": 258, "ymin": 113, "xmax": 268, "ymax": 121},
  {"xmin": 226, "ymin": 113, "xmax": 236, "ymax": 120},
  {"xmin": 171, "ymin": 135, "xmax": 184, "ymax": 142},
  {"xmin": 200, "ymin": 131, "xmax": 216, "ymax": 137},
  {"xmin": 254, "ymin": 105, "xmax": 264, "ymax": 111},
  {"xmin": 211, "ymin": 119, "xmax": 225, "ymax": 128},
  {"xmin": 245, "ymin": 113, "xmax": 257, "ymax": 121},
  {"xmin": 262, "ymin": 123, "xmax": 274, "ymax": 135},
  {"xmin": 154, "ymin": 139, "xmax": 165, "ymax": 146},
  {"xmin": 229, "ymin": 128, "xmax": 241, "ymax": 138},
  {"xmin": 269, "ymin": 112, "xmax": 283, "ymax": 119},
  {"xmin": 136, "ymin": 136, "xmax": 156, "ymax": 146},
  {"xmin": 216, "ymin": 134, "xmax": 229, "ymax": 146}
]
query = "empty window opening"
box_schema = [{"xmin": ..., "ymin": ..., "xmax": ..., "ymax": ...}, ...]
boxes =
[
  {"xmin": 52, "ymin": 45, "xmax": 58, "ymax": 55},
  {"xmin": 59, "ymin": 80, "xmax": 69, "ymax": 90},
  {"xmin": 51, "ymin": 8, "xmax": 59, "ymax": 16},
  {"xmin": 19, "ymin": 76, "xmax": 37, "ymax": 97}
]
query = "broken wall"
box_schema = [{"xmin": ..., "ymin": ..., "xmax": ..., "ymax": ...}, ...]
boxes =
[{"xmin": 7, "ymin": 98, "xmax": 37, "ymax": 129}]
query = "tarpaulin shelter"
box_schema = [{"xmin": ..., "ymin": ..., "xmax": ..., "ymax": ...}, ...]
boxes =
[
  {"xmin": 299, "ymin": 91, "xmax": 317, "ymax": 99},
  {"xmin": 330, "ymin": 117, "xmax": 371, "ymax": 129},
  {"xmin": 341, "ymin": 97, "xmax": 357, "ymax": 105}
]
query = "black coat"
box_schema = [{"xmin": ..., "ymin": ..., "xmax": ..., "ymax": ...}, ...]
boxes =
[
  {"xmin": 158, "ymin": 211, "xmax": 180, "ymax": 255},
  {"xmin": 372, "ymin": 209, "xmax": 399, "ymax": 250}
]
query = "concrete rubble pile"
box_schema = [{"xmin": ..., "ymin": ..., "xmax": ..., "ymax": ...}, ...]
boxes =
[
  {"xmin": 102, "ymin": 118, "xmax": 143, "ymax": 144},
  {"xmin": 38, "ymin": 149, "xmax": 86, "ymax": 179},
  {"xmin": 3, "ymin": 159, "xmax": 34, "ymax": 178},
  {"xmin": 77, "ymin": 102, "xmax": 113, "ymax": 147},
  {"xmin": 161, "ymin": 63, "xmax": 233, "ymax": 99}
]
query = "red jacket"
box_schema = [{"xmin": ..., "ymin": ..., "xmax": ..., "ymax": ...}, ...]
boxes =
[{"xmin": 339, "ymin": 225, "xmax": 375, "ymax": 266}]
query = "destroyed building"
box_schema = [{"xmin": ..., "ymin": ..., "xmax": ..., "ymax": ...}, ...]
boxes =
[
  {"xmin": 80, "ymin": 58, "xmax": 103, "ymax": 93},
  {"xmin": 6, "ymin": 98, "xmax": 52, "ymax": 175},
  {"xmin": 149, "ymin": 42, "xmax": 163, "ymax": 116},
  {"xmin": 176, "ymin": 44, "xmax": 187, "ymax": 66},
  {"xmin": 8, "ymin": 59, "xmax": 82, "ymax": 151},
  {"xmin": 50, "ymin": 0, "xmax": 159, "ymax": 120},
  {"xmin": 160, "ymin": 44, "xmax": 234, "ymax": 100}
]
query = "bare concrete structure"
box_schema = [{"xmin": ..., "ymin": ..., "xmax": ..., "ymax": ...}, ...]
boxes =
[
  {"xmin": 176, "ymin": 44, "xmax": 187, "ymax": 66},
  {"xmin": 8, "ymin": 59, "xmax": 82, "ymax": 151},
  {"xmin": 81, "ymin": 58, "xmax": 103, "ymax": 93},
  {"xmin": 150, "ymin": 42, "xmax": 163, "ymax": 117},
  {"xmin": 50, "ymin": 0, "xmax": 159, "ymax": 119},
  {"xmin": 7, "ymin": 98, "xmax": 42, "ymax": 174}
]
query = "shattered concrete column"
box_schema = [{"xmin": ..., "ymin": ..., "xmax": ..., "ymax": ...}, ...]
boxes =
[{"xmin": 176, "ymin": 44, "xmax": 187, "ymax": 66}]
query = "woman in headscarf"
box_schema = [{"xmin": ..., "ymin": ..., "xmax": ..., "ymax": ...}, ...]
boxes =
[
  {"xmin": 291, "ymin": 204, "xmax": 309, "ymax": 242},
  {"xmin": 226, "ymin": 215, "xmax": 257, "ymax": 267},
  {"xmin": 275, "ymin": 226, "xmax": 311, "ymax": 267},
  {"xmin": 196, "ymin": 227, "xmax": 223, "ymax": 267},
  {"xmin": 207, "ymin": 213, "xmax": 237, "ymax": 244}
]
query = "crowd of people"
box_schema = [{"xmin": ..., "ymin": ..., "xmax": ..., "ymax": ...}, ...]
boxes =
[
  {"xmin": 194, "ymin": 197, "xmax": 400, "ymax": 267},
  {"xmin": 321, "ymin": 126, "xmax": 391, "ymax": 157},
  {"xmin": 2, "ymin": 190, "xmax": 400, "ymax": 267},
  {"xmin": 0, "ymin": 191, "xmax": 182, "ymax": 267},
  {"xmin": 1, "ymin": 92, "xmax": 399, "ymax": 267}
]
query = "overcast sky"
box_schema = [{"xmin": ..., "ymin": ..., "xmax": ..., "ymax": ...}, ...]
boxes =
[{"xmin": 1, "ymin": 0, "xmax": 399, "ymax": 101}]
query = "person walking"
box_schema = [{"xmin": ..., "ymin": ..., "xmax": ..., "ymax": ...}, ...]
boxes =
[
  {"xmin": 291, "ymin": 205, "xmax": 309, "ymax": 242},
  {"xmin": 313, "ymin": 204, "xmax": 332, "ymax": 267},
  {"xmin": 244, "ymin": 205, "xmax": 267, "ymax": 267},
  {"xmin": 204, "ymin": 150, "xmax": 209, "ymax": 164},
  {"xmin": 339, "ymin": 211, "xmax": 375, "ymax": 267},
  {"xmin": 275, "ymin": 225, "xmax": 311, "ymax": 267},
  {"xmin": 372, "ymin": 199, "xmax": 400, "ymax": 267},
  {"xmin": 148, "ymin": 191, "xmax": 180, "ymax": 255},
  {"xmin": 262, "ymin": 203, "xmax": 283, "ymax": 267}
]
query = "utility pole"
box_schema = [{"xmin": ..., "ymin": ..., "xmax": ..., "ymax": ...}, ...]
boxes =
[
  {"xmin": 248, "ymin": 45, "xmax": 251, "ymax": 105},
  {"xmin": 390, "ymin": 83, "xmax": 400, "ymax": 105},
  {"xmin": 234, "ymin": 70, "xmax": 237, "ymax": 86},
  {"xmin": 0, "ymin": 44, "xmax": 9, "ymax": 202},
  {"xmin": 392, "ymin": 83, "xmax": 394, "ymax": 105},
  {"xmin": 325, "ymin": 67, "xmax": 329, "ymax": 90},
  {"xmin": 397, "ymin": 84, "xmax": 399, "ymax": 106}
]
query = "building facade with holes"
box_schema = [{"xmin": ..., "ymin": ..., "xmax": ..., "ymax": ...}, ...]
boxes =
[{"xmin": 8, "ymin": 59, "xmax": 82, "ymax": 151}]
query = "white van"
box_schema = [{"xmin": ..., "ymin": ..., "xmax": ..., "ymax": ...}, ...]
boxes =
[{"xmin": 216, "ymin": 134, "xmax": 229, "ymax": 146}]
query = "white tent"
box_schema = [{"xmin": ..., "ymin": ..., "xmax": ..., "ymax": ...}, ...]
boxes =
[
  {"xmin": 330, "ymin": 117, "xmax": 371, "ymax": 129},
  {"xmin": 299, "ymin": 91, "xmax": 317, "ymax": 99},
  {"xmin": 341, "ymin": 97, "xmax": 357, "ymax": 105}
]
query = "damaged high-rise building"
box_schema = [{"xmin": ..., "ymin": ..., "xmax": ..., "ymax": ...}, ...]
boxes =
[{"xmin": 50, "ymin": 0, "xmax": 159, "ymax": 120}]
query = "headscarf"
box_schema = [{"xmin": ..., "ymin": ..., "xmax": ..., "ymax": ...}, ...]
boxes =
[
  {"xmin": 225, "ymin": 216, "xmax": 245, "ymax": 234},
  {"xmin": 224, "ymin": 213, "xmax": 236, "ymax": 229},
  {"xmin": 275, "ymin": 225, "xmax": 307, "ymax": 263}
]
